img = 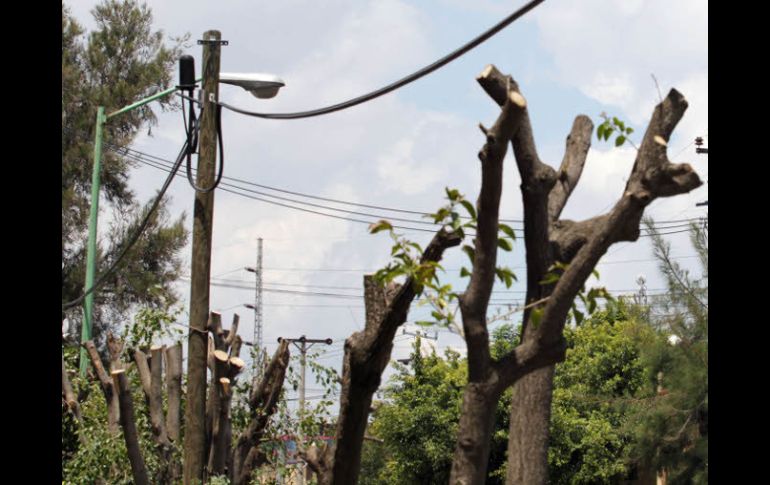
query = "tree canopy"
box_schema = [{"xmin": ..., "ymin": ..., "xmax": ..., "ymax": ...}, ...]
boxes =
[{"xmin": 61, "ymin": 0, "xmax": 189, "ymax": 346}]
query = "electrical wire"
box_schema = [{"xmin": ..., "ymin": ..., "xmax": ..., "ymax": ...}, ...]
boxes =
[
  {"xmin": 61, "ymin": 138, "xmax": 191, "ymax": 311},
  {"xmin": 125, "ymin": 147, "xmax": 700, "ymax": 237},
  {"xmin": 218, "ymin": 0, "xmax": 546, "ymax": 120},
  {"xmin": 112, "ymin": 143, "xmax": 704, "ymax": 228}
]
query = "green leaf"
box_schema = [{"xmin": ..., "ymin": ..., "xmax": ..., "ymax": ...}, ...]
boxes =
[
  {"xmin": 530, "ymin": 307, "xmax": 543, "ymax": 328},
  {"xmin": 499, "ymin": 223, "xmax": 517, "ymax": 240},
  {"xmin": 415, "ymin": 321, "xmax": 434, "ymax": 327},
  {"xmin": 539, "ymin": 272, "xmax": 560, "ymax": 285},
  {"xmin": 369, "ymin": 220, "xmax": 393, "ymax": 234},
  {"xmin": 460, "ymin": 200, "xmax": 477, "ymax": 220},
  {"xmin": 615, "ymin": 135, "xmax": 626, "ymax": 147},
  {"xmin": 462, "ymin": 245, "xmax": 475, "ymax": 264},
  {"xmin": 592, "ymin": 268, "xmax": 600, "ymax": 280},
  {"xmin": 445, "ymin": 187, "xmax": 461, "ymax": 201},
  {"xmin": 497, "ymin": 237, "xmax": 513, "ymax": 252},
  {"xmin": 626, "ymin": 127, "xmax": 634, "ymax": 134},
  {"xmin": 573, "ymin": 308, "xmax": 585, "ymax": 325},
  {"xmin": 460, "ymin": 267, "xmax": 471, "ymax": 278}
]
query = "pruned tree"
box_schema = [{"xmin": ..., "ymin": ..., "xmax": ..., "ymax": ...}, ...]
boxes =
[
  {"xmin": 301, "ymin": 231, "xmax": 462, "ymax": 484},
  {"xmin": 298, "ymin": 63, "xmax": 701, "ymax": 485},
  {"xmin": 471, "ymin": 65, "xmax": 701, "ymax": 484},
  {"xmin": 68, "ymin": 311, "xmax": 291, "ymax": 485}
]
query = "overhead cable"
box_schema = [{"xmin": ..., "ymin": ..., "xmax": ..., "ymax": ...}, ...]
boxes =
[{"xmin": 218, "ymin": 0, "xmax": 546, "ymax": 120}]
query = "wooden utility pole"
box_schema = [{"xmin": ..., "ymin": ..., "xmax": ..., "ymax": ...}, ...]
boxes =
[
  {"xmin": 280, "ymin": 336, "xmax": 332, "ymax": 485},
  {"xmin": 183, "ymin": 29, "xmax": 222, "ymax": 485}
]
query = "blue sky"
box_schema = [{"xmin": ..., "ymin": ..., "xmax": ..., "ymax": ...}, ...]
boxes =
[{"xmin": 65, "ymin": 0, "xmax": 708, "ymax": 405}]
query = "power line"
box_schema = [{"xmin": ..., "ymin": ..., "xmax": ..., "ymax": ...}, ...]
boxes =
[
  {"xmin": 61, "ymin": 139, "xmax": 190, "ymax": 311},
  {"xmin": 117, "ymin": 142, "xmax": 701, "ymax": 228},
  {"xmin": 218, "ymin": 0, "xmax": 546, "ymax": 120},
  {"xmin": 125, "ymin": 147, "xmax": 701, "ymax": 238}
]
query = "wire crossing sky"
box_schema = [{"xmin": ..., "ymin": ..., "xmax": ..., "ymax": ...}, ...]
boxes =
[{"xmin": 64, "ymin": 0, "xmax": 707, "ymax": 385}]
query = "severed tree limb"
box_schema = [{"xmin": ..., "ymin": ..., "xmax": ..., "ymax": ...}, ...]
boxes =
[
  {"xmin": 150, "ymin": 346, "xmax": 170, "ymax": 445},
  {"xmin": 450, "ymin": 65, "xmax": 534, "ymax": 484},
  {"xmin": 548, "ymin": 116, "xmax": 594, "ymax": 222},
  {"xmin": 209, "ymin": 377, "xmax": 232, "ymax": 475},
  {"xmin": 207, "ymin": 350, "xmax": 230, "ymax": 475},
  {"xmin": 62, "ymin": 352, "xmax": 84, "ymax": 426},
  {"xmin": 232, "ymin": 339, "xmax": 291, "ymax": 485},
  {"xmin": 112, "ymin": 369, "xmax": 150, "ymax": 485},
  {"xmin": 225, "ymin": 314, "xmax": 239, "ymax": 348},
  {"xmin": 106, "ymin": 332, "xmax": 125, "ymax": 371},
  {"xmin": 312, "ymin": 228, "xmax": 462, "ymax": 485},
  {"xmin": 230, "ymin": 335, "xmax": 243, "ymax": 358},
  {"xmin": 165, "ymin": 342, "xmax": 183, "ymax": 443},
  {"xmin": 84, "ymin": 340, "xmax": 119, "ymax": 434}
]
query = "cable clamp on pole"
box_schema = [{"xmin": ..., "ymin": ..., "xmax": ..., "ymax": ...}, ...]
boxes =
[{"xmin": 197, "ymin": 39, "xmax": 229, "ymax": 45}]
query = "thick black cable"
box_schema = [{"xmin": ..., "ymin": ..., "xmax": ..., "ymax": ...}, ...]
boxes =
[
  {"xmin": 185, "ymin": 103, "xmax": 225, "ymax": 193},
  {"xmin": 61, "ymin": 140, "xmax": 190, "ymax": 311},
  {"xmin": 218, "ymin": 0, "xmax": 545, "ymax": 120}
]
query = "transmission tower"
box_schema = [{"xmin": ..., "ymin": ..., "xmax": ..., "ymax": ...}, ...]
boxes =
[{"xmin": 254, "ymin": 238, "xmax": 263, "ymax": 374}]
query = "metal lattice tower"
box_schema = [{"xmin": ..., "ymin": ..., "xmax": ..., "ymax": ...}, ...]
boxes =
[{"xmin": 254, "ymin": 238, "xmax": 263, "ymax": 375}]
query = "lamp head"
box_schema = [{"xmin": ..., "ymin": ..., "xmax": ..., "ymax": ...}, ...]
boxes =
[{"xmin": 219, "ymin": 72, "xmax": 285, "ymax": 99}]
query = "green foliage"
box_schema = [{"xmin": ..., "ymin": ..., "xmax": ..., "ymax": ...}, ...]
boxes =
[
  {"xmin": 369, "ymin": 342, "xmax": 467, "ymax": 484},
  {"xmin": 548, "ymin": 310, "xmax": 651, "ymax": 485},
  {"xmin": 625, "ymin": 221, "xmax": 708, "ymax": 484},
  {"xmin": 370, "ymin": 187, "xmax": 518, "ymax": 329},
  {"xmin": 596, "ymin": 113, "xmax": 635, "ymax": 148},
  {"xmin": 61, "ymin": 344, "xmax": 180, "ymax": 484},
  {"xmin": 61, "ymin": 0, "xmax": 189, "ymax": 348},
  {"xmin": 365, "ymin": 328, "xmax": 519, "ymax": 484}
]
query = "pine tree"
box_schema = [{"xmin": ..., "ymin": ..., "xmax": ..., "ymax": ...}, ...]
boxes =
[
  {"xmin": 61, "ymin": 1, "xmax": 189, "ymax": 347},
  {"xmin": 629, "ymin": 218, "xmax": 708, "ymax": 484}
]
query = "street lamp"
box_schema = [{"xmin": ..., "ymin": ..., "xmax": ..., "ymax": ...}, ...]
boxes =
[
  {"xmin": 219, "ymin": 72, "xmax": 285, "ymax": 99},
  {"xmin": 77, "ymin": 57, "xmax": 284, "ymax": 376}
]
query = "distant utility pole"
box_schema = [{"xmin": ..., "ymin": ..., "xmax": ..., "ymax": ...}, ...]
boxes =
[
  {"xmin": 184, "ymin": 30, "xmax": 223, "ymax": 485},
  {"xmin": 279, "ymin": 335, "xmax": 332, "ymax": 485},
  {"xmin": 695, "ymin": 136, "xmax": 708, "ymax": 207},
  {"xmin": 396, "ymin": 328, "xmax": 438, "ymax": 364}
]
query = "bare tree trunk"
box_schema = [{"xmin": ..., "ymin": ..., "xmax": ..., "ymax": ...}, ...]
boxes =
[
  {"xmin": 232, "ymin": 339, "xmax": 291, "ymax": 485},
  {"xmin": 485, "ymin": 70, "xmax": 701, "ymax": 484},
  {"xmin": 304, "ymin": 231, "xmax": 461, "ymax": 485},
  {"xmin": 165, "ymin": 342, "xmax": 183, "ymax": 443},
  {"xmin": 62, "ymin": 351, "xmax": 83, "ymax": 424},
  {"xmin": 112, "ymin": 369, "xmax": 150, "ymax": 485},
  {"xmin": 505, "ymin": 366, "xmax": 554, "ymax": 484},
  {"xmin": 84, "ymin": 340, "xmax": 119, "ymax": 433}
]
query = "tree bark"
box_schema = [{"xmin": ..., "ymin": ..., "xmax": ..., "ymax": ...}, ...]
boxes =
[
  {"xmin": 84, "ymin": 339, "xmax": 119, "ymax": 433},
  {"xmin": 308, "ymin": 229, "xmax": 462, "ymax": 485},
  {"xmin": 62, "ymin": 351, "xmax": 83, "ymax": 424},
  {"xmin": 165, "ymin": 342, "xmax": 183, "ymax": 443},
  {"xmin": 112, "ymin": 369, "xmax": 150, "ymax": 485},
  {"xmin": 497, "ymin": 81, "xmax": 700, "ymax": 484},
  {"xmin": 232, "ymin": 339, "xmax": 291, "ymax": 485}
]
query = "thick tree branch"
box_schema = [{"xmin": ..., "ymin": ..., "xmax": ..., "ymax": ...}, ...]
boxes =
[
  {"xmin": 476, "ymin": 64, "xmax": 557, "ymax": 337},
  {"xmin": 62, "ymin": 352, "xmax": 83, "ymax": 424},
  {"xmin": 84, "ymin": 339, "xmax": 119, "ymax": 433},
  {"xmin": 457, "ymin": 65, "xmax": 527, "ymax": 382},
  {"xmin": 535, "ymin": 89, "xmax": 701, "ymax": 347},
  {"xmin": 112, "ymin": 369, "xmax": 150, "ymax": 485},
  {"xmin": 232, "ymin": 340, "xmax": 291, "ymax": 485},
  {"xmin": 317, "ymin": 228, "xmax": 461, "ymax": 485},
  {"xmin": 165, "ymin": 343, "xmax": 183, "ymax": 443},
  {"xmin": 548, "ymin": 115, "xmax": 593, "ymax": 221}
]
